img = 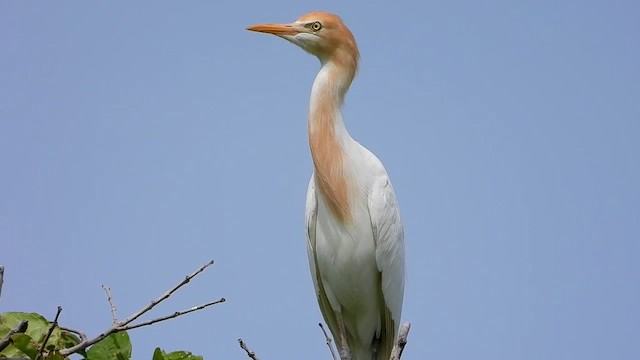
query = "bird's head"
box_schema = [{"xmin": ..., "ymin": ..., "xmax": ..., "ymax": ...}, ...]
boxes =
[{"xmin": 247, "ymin": 11, "xmax": 359, "ymax": 68}]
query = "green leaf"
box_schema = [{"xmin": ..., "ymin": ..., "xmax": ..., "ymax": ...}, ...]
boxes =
[
  {"xmin": 85, "ymin": 331, "xmax": 131, "ymax": 360},
  {"xmin": 1, "ymin": 312, "xmax": 48, "ymax": 339},
  {"xmin": 0, "ymin": 344, "xmax": 26, "ymax": 358},
  {"xmin": 10, "ymin": 333, "xmax": 39, "ymax": 359},
  {"xmin": 153, "ymin": 348, "xmax": 164, "ymax": 360},
  {"xmin": 0, "ymin": 334, "xmax": 29, "ymax": 358},
  {"xmin": 0, "ymin": 313, "xmax": 33, "ymax": 358},
  {"xmin": 152, "ymin": 347, "xmax": 204, "ymax": 360},
  {"xmin": 57, "ymin": 330, "xmax": 81, "ymax": 349},
  {"xmin": 56, "ymin": 330, "xmax": 86, "ymax": 357},
  {"xmin": 43, "ymin": 351, "xmax": 66, "ymax": 360},
  {"xmin": 0, "ymin": 323, "xmax": 13, "ymax": 339},
  {"xmin": 0, "ymin": 312, "xmax": 62, "ymax": 351}
]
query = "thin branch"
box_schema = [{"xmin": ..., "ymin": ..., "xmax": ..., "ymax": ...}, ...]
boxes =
[
  {"xmin": 318, "ymin": 323, "xmax": 338, "ymax": 360},
  {"xmin": 59, "ymin": 326, "xmax": 87, "ymax": 343},
  {"xmin": 0, "ymin": 265, "xmax": 4, "ymax": 301},
  {"xmin": 59, "ymin": 259, "xmax": 218, "ymax": 357},
  {"xmin": 0, "ymin": 320, "xmax": 28, "ymax": 352},
  {"xmin": 118, "ymin": 259, "xmax": 214, "ymax": 327},
  {"xmin": 102, "ymin": 285, "xmax": 118, "ymax": 324},
  {"xmin": 390, "ymin": 322, "xmax": 411, "ymax": 360},
  {"xmin": 121, "ymin": 298, "xmax": 225, "ymax": 331},
  {"xmin": 238, "ymin": 338, "xmax": 260, "ymax": 360},
  {"xmin": 37, "ymin": 306, "xmax": 62, "ymax": 359}
]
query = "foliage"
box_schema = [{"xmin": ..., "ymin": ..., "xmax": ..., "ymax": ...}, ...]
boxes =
[
  {"xmin": 0, "ymin": 312, "xmax": 202, "ymax": 360},
  {"xmin": 152, "ymin": 348, "xmax": 204, "ymax": 360}
]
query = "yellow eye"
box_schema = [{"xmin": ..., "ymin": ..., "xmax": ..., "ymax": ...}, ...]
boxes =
[{"xmin": 311, "ymin": 21, "xmax": 322, "ymax": 31}]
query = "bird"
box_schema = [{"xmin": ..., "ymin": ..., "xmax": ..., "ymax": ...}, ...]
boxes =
[{"xmin": 247, "ymin": 12, "xmax": 405, "ymax": 360}]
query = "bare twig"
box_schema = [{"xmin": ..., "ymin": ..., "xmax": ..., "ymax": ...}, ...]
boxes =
[
  {"xmin": 59, "ymin": 260, "xmax": 219, "ymax": 357},
  {"xmin": 390, "ymin": 322, "xmax": 411, "ymax": 360},
  {"xmin": 37, "ymin": 306, "xmax": 62, "ymax": 359},
  {"xmin": 122, "ymin": 298, "xmax": 225, "ymax": 331},
  {"xmin": 0, "ymin": 320, "xmax": 28, "ymax": 352},
  {"xmin": 101, "ymin": 285, "xmax": 118, "ymax": 324},
  {"xmin": 119, "ymin": 259, "xmax": 214, "ymax": 327},
  {"xmin": 59, "ymin": 326, "xmax": 87, "ymax": 343},
  {"xmin": 318, "ymin": 323, "xmax": 338, "ymax": 360},
  {"xmin": 0, "ymin": 265, "xmax": 4, "ymax": 301},
  {"xmin": 238, "ymin": 338, "xmax": 260, "ymax": 360}
]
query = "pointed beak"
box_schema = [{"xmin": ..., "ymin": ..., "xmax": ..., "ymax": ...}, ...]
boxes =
[{"xmin": 246, "ymin": 23, "xmax": 305, "ymax": 36}]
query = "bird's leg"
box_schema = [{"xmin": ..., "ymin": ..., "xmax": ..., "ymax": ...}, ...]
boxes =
[{"xmin": 336, "ymin": 313, "xmax": 352, "ymax": 360}]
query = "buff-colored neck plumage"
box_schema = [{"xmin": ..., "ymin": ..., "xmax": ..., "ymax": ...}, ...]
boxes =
[{"xmin": 306, "ymin": 13, "xmax": 360, "ymax": 225}]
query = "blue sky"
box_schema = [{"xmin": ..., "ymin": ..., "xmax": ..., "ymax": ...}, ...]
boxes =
[{"xmin": 1, "ymin": 1, "xmax": 639, "ymax": 359}]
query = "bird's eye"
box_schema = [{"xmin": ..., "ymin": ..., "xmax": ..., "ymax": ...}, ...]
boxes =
[{"xmin": 311, "ymin": 21, "xmax": 322, "ymax": 31}]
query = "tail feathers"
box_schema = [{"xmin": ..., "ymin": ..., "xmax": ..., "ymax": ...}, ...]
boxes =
[
  {"xmin": 347, "ymin": 343, "xmax": 390, "ymax": 360},
  {"xmin": 329, "ymin": 307, "xmax": 397, "ymax": 360},
  {"xmin": 345, "ymin": 329, "xmax": 396, "ymax": 360}
]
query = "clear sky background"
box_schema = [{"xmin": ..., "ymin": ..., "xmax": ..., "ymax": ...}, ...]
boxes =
[{"xmin": 1, "ymin": 1, "xmax": 638, "ymax": 359}]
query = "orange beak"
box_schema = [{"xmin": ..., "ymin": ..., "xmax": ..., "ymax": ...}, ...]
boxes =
[{"xmin": 246, "ymin": 23, "xmax": 305, "ymax": 36}]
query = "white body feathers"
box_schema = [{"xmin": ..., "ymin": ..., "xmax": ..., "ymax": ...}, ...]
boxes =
[
  {"xmin": 305, "ymin": 63, "xmax": 405, "ymax": 360},
  {"xmin": 247, "ymin": 12, "xmax": 406, "ymax": 360}
]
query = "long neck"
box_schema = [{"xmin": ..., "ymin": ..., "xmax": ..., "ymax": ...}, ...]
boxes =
[{"xmin": 308, "ymin": 60, "xmax": 357, "ymax": 224}]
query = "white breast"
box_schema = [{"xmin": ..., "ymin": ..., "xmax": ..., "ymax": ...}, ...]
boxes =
[{"xmin": 311, "ymin": 142, "xmax": 388, "ymax": 347}]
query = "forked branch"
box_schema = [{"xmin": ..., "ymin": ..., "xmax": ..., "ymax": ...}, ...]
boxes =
[{"xmin": 58, "ymin": 260, "xmax": 223, "ymax": 357}]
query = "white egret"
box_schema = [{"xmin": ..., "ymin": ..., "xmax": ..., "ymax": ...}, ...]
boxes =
[{"xmin": 248, "ymin": 12, "xmax": 406, "ymax": 360}]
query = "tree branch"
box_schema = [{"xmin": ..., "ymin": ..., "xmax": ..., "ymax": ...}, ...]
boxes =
[
  {"xmin": 119, "ymin": 259, "xmax": 214, "ymax": 327},
  {"xmin": 101, "ymin": 285, "xmax": 118, "ymax": 324},
  {"xmin": 121, "ymin": 298, "xmax": 225, "ymax": 331},
  {"xmin": 390, "ymin": 322, "xmax": 411, "ymax": 360},
  {"xmin": 318, "ymin": 323, "xmax": 338, "ymax": 360},
  {"xmin": 59, "ymin": 326, "xmax": 87, "ymax": 343},
  {"xmin": 59, "ymin": 259, "xmax": 220, "ymax": 357},
  {"xmin": 37, "ymin": 306, "xmax": 62, "ymax": 359},
  {"xmin": 0, "ymin": 265, "xmax": 4, "ymax": 302},
  {"xmin": 238, "ymin": 338, "xmax": 259, "ymax": 360},
  {"xmin": 0, "ymin": 320, "xmax": 28, "ymax": 352}
]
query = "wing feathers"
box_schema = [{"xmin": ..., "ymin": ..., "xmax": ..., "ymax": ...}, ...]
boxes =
[
  {"xmin": 368, "ymin": 175, "xmax": 406, "ymax": 348},
  {"xmin": 305, "ymin": 178, "xmax": 343, "ymax": 350}
]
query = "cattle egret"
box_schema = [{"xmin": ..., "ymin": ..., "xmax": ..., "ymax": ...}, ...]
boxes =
[{"xmin": 248, "ymin": 12, "xmax": 405, "ymax": 360}]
